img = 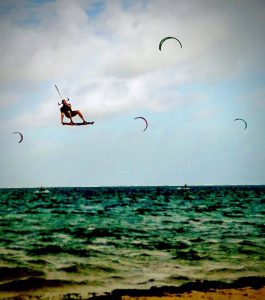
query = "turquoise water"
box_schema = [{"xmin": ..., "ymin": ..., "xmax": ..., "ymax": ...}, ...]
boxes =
[{"xmin": 0, "ymin": 186, "xmax": 264, "ymax": 295}]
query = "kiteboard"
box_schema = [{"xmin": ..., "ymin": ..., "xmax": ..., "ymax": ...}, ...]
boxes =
[{"xmin": 62, "ymin": 122, "xmax": 94, "ymax": 126}]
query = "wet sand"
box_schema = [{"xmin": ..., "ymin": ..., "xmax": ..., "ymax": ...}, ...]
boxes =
[
  {"xmin": 1, "ymin": 287, "xmax": 264, "ymax": 300},
  {"xmin": 87, "ymin": 277, "xmax": 265, "ymax": 300},
  {"xmin": 121, "ymin": 287, "xmax": 265, "ymax": 300},
  {"xmin": 1, "ymin": 277, "xmax": 264, "ymax": 300}
]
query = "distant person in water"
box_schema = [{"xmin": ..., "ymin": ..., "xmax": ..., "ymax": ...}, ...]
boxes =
[{"xmin": 60, "ymin": 99, "xmax": 94, "ymax": 125}]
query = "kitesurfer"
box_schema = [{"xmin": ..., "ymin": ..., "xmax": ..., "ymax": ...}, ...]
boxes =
[{"xmin": 60, "ymin": 99, "xmax": 94, "ymax": 125}]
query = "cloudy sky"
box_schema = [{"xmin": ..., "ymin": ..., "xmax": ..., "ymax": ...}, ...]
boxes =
[{"xmin": 0, "ymin": 0, "xmax": 264, "ymax": 188}]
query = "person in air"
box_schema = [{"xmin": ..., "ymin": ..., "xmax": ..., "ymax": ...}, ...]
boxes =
[{"xmin": 60, "ymin": 99, "xmax": 94, "ymax": 125}]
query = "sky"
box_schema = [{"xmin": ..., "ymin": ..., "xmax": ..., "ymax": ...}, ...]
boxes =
[{"xmin": 0, "ymin": 0, "xmax": 265, "ymax": 188}]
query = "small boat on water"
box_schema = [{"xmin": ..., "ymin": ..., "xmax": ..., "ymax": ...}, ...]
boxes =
[
  {"xmin": 177, "ymin": 184, "xmax": 195, "ymax": 200},
  {"xmin": 35, "ymin": 186, "xmax": 50, "ymax": 194},
  {"xmin": 176, "ymin": 184, "xmax": 190, "ymax": 191}
]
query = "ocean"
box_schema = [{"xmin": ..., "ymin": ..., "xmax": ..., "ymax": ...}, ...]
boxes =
[{"xmin": 0, "ymin": 186, "xmax": 264, "ymax": 297}]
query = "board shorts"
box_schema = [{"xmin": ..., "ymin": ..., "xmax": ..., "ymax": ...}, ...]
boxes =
[
  {"xmin": 70, "ymin": 111, "xmax": 78, "ymax": 117},
  {"xmin": 64, "ymin": 110, "xmax": 78, "ymax": 118}
]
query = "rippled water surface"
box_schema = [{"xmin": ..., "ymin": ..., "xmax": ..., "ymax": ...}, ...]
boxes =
[{"xmin": 0, "ymin": 186, "xmax": 264, "ymax": 294}]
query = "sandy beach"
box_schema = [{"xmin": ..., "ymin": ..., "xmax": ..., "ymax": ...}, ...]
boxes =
[
  {"xmin": 87, "ymin": 277, "xmax": 265, "ymax": 300},
  {"xmin": 121, "ymin": 287, "xmax": 265, "ymax": 300},
  {"xmin": 1, "ymin": 277, "xmax": 264, "ymax": 300},
  {"xmin": 1, "ymin": 286, "xmax": 264, "ymax": 300}
]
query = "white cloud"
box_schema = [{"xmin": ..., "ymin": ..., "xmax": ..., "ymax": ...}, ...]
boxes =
[
  {"xmin": 0, "ymin": 0, "xmax": 263, "ymax": 128},
  {"xmin": 1, "ymin": 1, "xmax": 265, "ymax": 187}
]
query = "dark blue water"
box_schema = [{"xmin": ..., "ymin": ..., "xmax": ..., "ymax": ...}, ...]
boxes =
[{"xmin": 0, "ymin": 186, "xmax": 264, "ymax": 296}]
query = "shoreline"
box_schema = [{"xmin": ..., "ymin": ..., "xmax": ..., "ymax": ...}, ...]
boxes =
[
  {"xmin": 1, "ymin": 276, "xmax": 264, "ymax": 300},
  {"xmin": 89, "ymin": 277, "xmax": 265, "ymax": 300},
  {"xmin": 120, "ymin": 287, "xmax": 265, "ymax": 300}
]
